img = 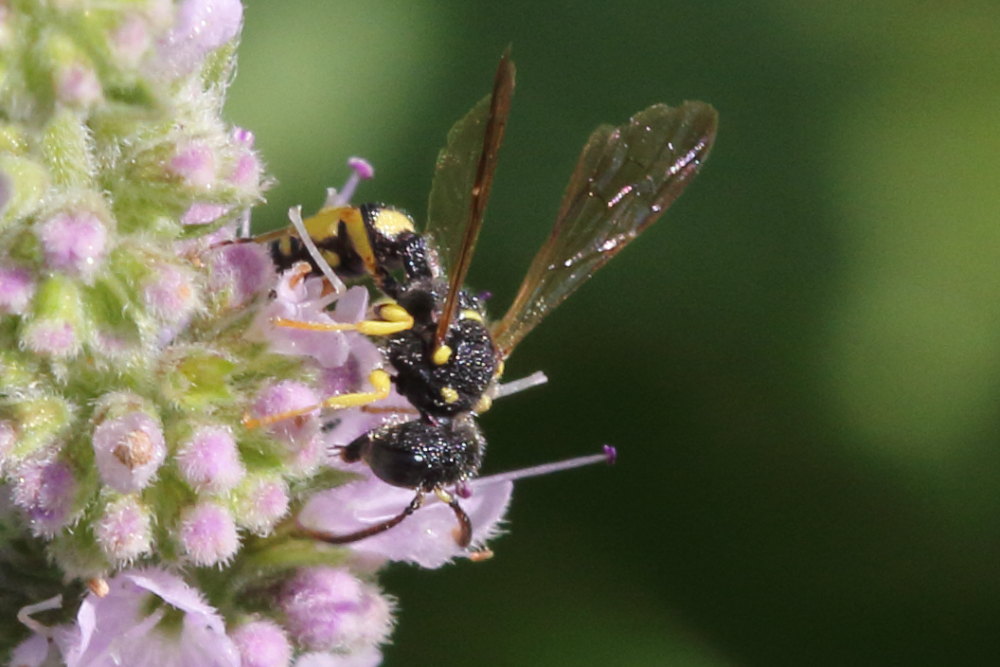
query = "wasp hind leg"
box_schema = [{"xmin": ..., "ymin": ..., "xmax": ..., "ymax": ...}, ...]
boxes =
[
  {"xmin": 434, "ymin": 487, "xmax": 474, "ymax": 549},
  {"xmin": 301, "ymin": 489, "xmax": 426, "ymax": 544},
  {"xmin": 243, "ymin": 369, "xmax": 393, "ymax": 428},
  {"xmin": 300, "ymin": 485, "xmax": 489, "ymax": 558}
]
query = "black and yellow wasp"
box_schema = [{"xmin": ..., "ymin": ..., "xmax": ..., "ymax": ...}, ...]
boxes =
[{"xmin": 245, "ymin": 51, "xmax": 717, "ymax": 549}]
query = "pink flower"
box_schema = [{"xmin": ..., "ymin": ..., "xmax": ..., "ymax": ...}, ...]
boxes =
[
  {"xmin": 0, "ymin": 265, "xmax": 35, "ymax": 314},
  {"xmin": 294, "ymin": 647, "xmax": 382, "ymax": 667},
  {"xmin": 254, "ymin": 272, "xmax": 357, "ymax": 369},
  {"xmin": 55, "ymin": 568, "xmax": 241, "ymax": 666},
  {"xmin": 37, "ymin": 211, "xmax": 107, "ymax": 280},
  {"xmin": 177, "ymin": 425, "xmax": 245, "ymax": 492},
  {"xmin": 249, "ymin": 380, "xmax": 320, "ymax": 446},
  {"xmin": 234, "ymin": 475, "xmax": 290, "ymax": 535},
  {"xmin": 207, "ymin": 240, "xmax": 273, "ymax": 308},
  {"xmin": 298, "ymin": 463, "xmax": 512, "ymax": 569},
  {"xmin": 92, "ymin": 412, "xmax": 166, "ymax": 493},
  {"xmin": 169, "ymin": 143, "xmax": 216, "ymax": 188},
  {"xmin": 178, "ymin": 501, "xmax": 240, "ymax": 566},
  {"xmin": 23, "ymin": 320, "xmax": 78, "ymax": 357},
  {"xmin": 152, "ymin": 0, "xmax": 243, "ymax": 79},
  {"xmin": 280, "ymin": 567, "xmax": 393, "ymax": 652},
  {"xmin": 182, "ymin": 202, "xmax": 231, "ymax": 225},
  {"xmin": 94, "ymin": 495, "xmax": 153, "ymax": 563},
  {"xmin": 55, "ymin": 63, "xmax": 102, "ymax": 107},
  {"xmin": 11, "ymin": 459, "xmax": 79, "ymax": 537},
  {"xmin": 231, "ymin": 619, "xmax": 293, "ymax": 667}
]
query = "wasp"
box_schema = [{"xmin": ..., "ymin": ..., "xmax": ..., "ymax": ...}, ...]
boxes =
[{"xmin": 246, "ymin": 50, "xmax": 718, "ymax": 550}]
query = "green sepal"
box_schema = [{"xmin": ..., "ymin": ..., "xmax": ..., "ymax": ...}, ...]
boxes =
[
  {"xmin": 42, "ymin": 109, "xmax": 95, "ymax": 187},
  {"xmin": 8, "ymin": 393, "xmax": 74, "ymax": 459},
  {"xmin": 0, "ymin": 154, "xmax": 50, "ymax": 230},
  {"xmin": 31, "ymin": 274, "xmax": 78, "ymax": 319},
  {"xmin": 163, "ymin": 348, "xmax": 237, "ymax": 409}
]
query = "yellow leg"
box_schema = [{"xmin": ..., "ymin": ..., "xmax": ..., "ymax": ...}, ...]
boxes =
[
  {"xmin": 244, "ymin": 370, "xmax": 392, "ymax": 429},
  {"xmin": 272, "ymin": 301, "xmax": 413, "ymax": 337},
  {"xmin": 320, "ymin": 368, "xmax": 392, "ymax": 409}
]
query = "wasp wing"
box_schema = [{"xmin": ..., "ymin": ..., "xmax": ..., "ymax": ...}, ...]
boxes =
[
  {"xmin": 492, "ymin": 101, "xmax": 718, "ymax": 357},
  {"xmin": 426, "ymin": 51, "xmax": 515, "ymax": 346}
]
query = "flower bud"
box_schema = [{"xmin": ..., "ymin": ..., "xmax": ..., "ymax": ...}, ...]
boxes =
[
  {"xmin": 95, "ymin": 495, "xmax": 154, "ymax": 563},
  {"xmin": 231, "ymin": 619, "xmax": 293, "ymax": 667},
  {"xmin": 37, "ymin": 209, "xmax": 108, "ymax": 280},
  {"xmin": 0, "ymin": 265, "xmax": 34, "ymax": 314},
  {"xmin": 280, "ymin": 567, "xmax": 393, "ymax": 652},
  {"xmin": 91, "ymin": 401, "xmax": 166, "ymax": 493},
  {"xmin": 178, "ymin": 501, "xmax": 240, "ymax": 566},
  {"xmin": 177, "ymin": 425, "xmax": 245, "ymax": 492},
  {"xmin": 11, "ymin": 458, "xmax": 78, "ymax": 537},
  {"xmin": 233, "ymin": 475, "xmax": 289, "ymax": 535}
]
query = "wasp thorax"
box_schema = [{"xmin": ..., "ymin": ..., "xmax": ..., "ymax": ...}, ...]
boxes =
[{"xmin": 386, "ymin": 316, "xmax": 497, "ymax": 416}]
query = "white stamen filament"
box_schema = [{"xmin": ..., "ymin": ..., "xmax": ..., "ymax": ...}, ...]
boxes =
[
  {"xmin": 18, "ymin": 594, "xmax": 63, "ymax": 636},
  {"xmin": 496, "ymin": 371, "xmax": 549, "ymax": 398},
  {"xmin": 472, "ymin": 446, "xmax": 616, "ymax": 489},
  {"xmin": 287, "ymin": 205, "xmax": 346, "ymax": 294}
]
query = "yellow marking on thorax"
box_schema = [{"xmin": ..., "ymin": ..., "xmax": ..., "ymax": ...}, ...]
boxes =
[
  {"xmin": 372, "ymin": 208, "xmax": 415, "ymax": 237},
  {"xmin": 473, "ymin": 394, "xmax": 493, "ymax": 414},
  {"xmin": 459, "ymin": 309, "xmax": 484, "ymax": 323},
  {"xmin": 432, "ymin": 344, "xmax": 453, "ymax": 366},
  {"xmin": 440, "ymin": 386, "xmax": 459, "ymax": 404}
]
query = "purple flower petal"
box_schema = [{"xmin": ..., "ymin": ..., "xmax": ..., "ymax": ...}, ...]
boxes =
[
  {"xmin": 57, "ymin": 568, "xmax": 241, "ymax": 666},
  {"xmin": 294, "ymin": 647, "xmax": 383, "ymax": 667},
  {"xmin": 299, "ymin": 465, "xmax": 512, "ymax": 569}
]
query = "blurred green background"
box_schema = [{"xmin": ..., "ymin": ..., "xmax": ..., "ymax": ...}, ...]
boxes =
[{"xmin": 227, "ymin": 2, "xmax": 1000, "ymax": 664}]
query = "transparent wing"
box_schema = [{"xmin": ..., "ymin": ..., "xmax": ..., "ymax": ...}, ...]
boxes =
[
  {"xmin": 427, "ymin": 50, "xmax": 514, "ymax": 347},
  {"xmin": 423, "ymin": 53, "xmax": 514, "ymax": 345},
  {"xmin": 492, "ymin": 101, "xmax": 718, "ymax": 357}
]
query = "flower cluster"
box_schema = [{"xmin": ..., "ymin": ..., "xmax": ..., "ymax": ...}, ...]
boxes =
[
  {"xmin": 0, "ymin": 1, "xmax": 524, "ymax": 665},
  {"xmin": 0, "ymin": 1, "xmax": 625, "ymax": 664}
]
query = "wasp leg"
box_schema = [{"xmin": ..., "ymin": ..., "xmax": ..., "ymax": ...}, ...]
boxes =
[
  {"xmin": 243, "ymin": 370, "xmax": 392, "ymax": 428},
  {"xmin": 434, "ymin": 487, "xmax": 474, "ymax": 549},
  {"xmin": 272, "ymin": 301, "xmax": 413, "ymax": 337},
  {"xmin": 301, "ymin": 489, "xmax": 426, "ymax": 544}
]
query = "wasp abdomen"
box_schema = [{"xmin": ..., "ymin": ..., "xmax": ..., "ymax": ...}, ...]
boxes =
[{"xmin": 344, "ymin": 419, "xmax": 485, "ymax": 490}]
